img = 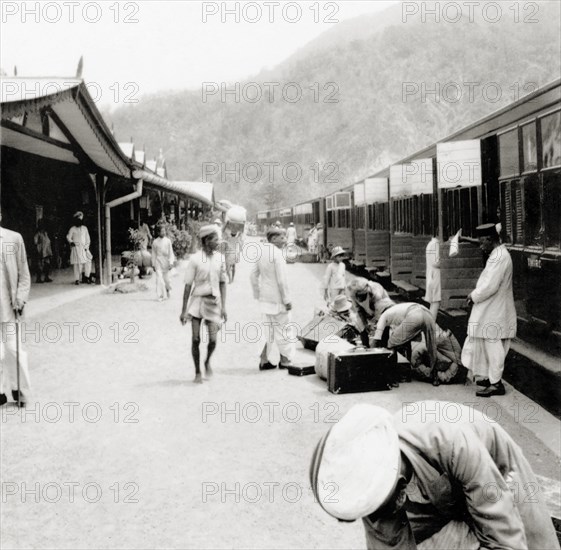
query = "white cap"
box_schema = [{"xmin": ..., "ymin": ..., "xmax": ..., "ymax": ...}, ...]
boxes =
[{"xmin": 310, "ymin": 404, "xmax": 400, "ymax": 521}]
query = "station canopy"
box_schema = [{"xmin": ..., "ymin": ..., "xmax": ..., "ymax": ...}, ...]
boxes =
[
  {"xmin": 1, "ymin": 76, "xmax": 224, "ymax": 208},
  {"xmin": 1, "ymin": 78, "xmax": 131, "ymax": 178},
  {"xmin": 133, "ymin": 170, "xmax": 220, "ymax": 208}
]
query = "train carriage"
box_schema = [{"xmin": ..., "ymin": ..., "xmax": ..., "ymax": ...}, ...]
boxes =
[{"xmin": 268, "ymin": 77, "xmax": 560, "ymax": 349}]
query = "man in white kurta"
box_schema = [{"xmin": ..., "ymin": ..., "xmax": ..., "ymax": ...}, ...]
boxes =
[
  {"xmin": 66, "ymin": 211, "xmax": 92, "ymax": 284},
  {"xmin": 462, "ymin": 223, "xmax": 517, "ymax": 397},
  {"xmin": 0, "ymin": 216, "xmax": 32, "ymax": 406},
  {"xmin": 250, "ymin": 227, "xmax": 295, "ymax": 369}
]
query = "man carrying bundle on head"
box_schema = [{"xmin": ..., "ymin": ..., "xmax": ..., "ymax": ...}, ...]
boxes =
[
  {"xmin": 180, "ymin": 225, "xmax": 227, "ymax": 384},
  {"xmin": 310, "ymin": 402, "xmax": 560, "ymax": 550}
]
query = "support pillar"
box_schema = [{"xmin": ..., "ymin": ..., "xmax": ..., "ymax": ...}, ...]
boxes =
[{"xmin": 95, "ymin": 173, "xmax": 105, "ymax": 285}]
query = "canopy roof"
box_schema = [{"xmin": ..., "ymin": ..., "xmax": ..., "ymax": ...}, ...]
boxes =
[
  {"xmin": 133, "ymin": 170, "xmax": 219, "ymax": 207},
  {"xmin": 1, "ymin": 77, "xmax": 131, "ymax": 178}
]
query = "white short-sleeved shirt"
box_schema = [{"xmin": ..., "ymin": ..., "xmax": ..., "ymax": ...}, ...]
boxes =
[{"xmin": 184, "ymin": 250, "xmax": 227, "ymax": 297}]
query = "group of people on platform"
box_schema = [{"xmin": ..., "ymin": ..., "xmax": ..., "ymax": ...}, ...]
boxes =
[
  {"xmin": 175, "ymin": 220, "xmax": 517, "ymax": 399},
  {"xmin": 266, "ymin": 220, "xmax": 326, "ymax": 261},
  {"xmin": 171, "ymin": 220, "xmax": 559, "ymax": 549},
  {"xmin": 2, "ymin": 209, "xmax": 556, "ymax": 549}
]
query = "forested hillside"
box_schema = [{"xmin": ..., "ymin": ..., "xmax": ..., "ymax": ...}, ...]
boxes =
[{"xmin": 107, "ymin": 1, "xmax": 561, "ymax": 214}]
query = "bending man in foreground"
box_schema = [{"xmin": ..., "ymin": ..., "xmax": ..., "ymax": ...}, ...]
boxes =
[
  {"xmin": 310, "ymin": 402, "xmax": 559, "ymax": 550},
  {"xmin": 180, "ymin": 225, "xmax": 227, "ymax": 383}
]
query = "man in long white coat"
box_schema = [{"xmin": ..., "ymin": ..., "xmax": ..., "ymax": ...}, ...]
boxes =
[
  {"xmin": 0, "ymin": 213, "xmax": 31, "ymax": 406},
  {"xmin": 310, "ymin": 402, "xmax": 560, "ymax": 550},
  {"xmin": 67, "ymin": 211, "xmax": 93, "ymax": 285},
  {"xmin": 250, "ymin": 227, "xmax": 294, "ymax": 370},
  {"xmin": 462, "ymin": 223, "xmax": 517, "ymax": 397}
]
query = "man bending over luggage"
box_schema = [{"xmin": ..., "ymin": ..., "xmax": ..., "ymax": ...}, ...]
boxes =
[
  {"xmin": 371, "ymin": 302, "xmax": 439, "ymax": 385},
  {"xmin": 310, "ymin": 402, "xmax": 560, "ymax": 550}
]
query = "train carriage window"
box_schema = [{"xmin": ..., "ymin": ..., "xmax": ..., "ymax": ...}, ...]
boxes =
[
  {"xmin": 523, "ymin": 174, "xmax": 542, "ymax": 246},
  {"xmin": 443, "ymin": 186, "xmax": 480, "ymax": 239},
  {"xmin": 541, "ymin": 111, "xmax": 561, "ymax": 169},
  {"xmin": 470, "ymin": 187, "xmax": 478, "ymax": 237},
  {"xmin": 337, "ymin": 209, "xmax": 350, "ymax": 228},
  {"xmin": 327, "ymin": 211, "xmax": 334, "ymax": 228},
  {"xmin": 521, "ymin": 122, "xmax": 537, "ymax": 173},
  {"xmin": 499, "ymin": 129, "xmax": 519, "ymax": 178},
  {"xmin": 543, "ymin": 171, "xmax": 561, "ymax": 248},
  {"xmin": 356, "ymin": 206, "xmax": 365, "ymax": 229}
]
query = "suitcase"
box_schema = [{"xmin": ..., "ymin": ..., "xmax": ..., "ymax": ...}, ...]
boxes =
[
  {"xmin": 287, "ymin": 344, "xmax": 316, "ymax": 376},
  {"xmin": 327, "ymin": 348, "xmax": 397, "ymax": 394},
  {"xmin": 288, "ymin": 365, "xmax": 316, "ymax": 376},
  {"xmin": 298, "ymin": 315, "xmax": 347, "ymax": 351},
  {"xmin": 315, "ymin": 336, "xmax": 356, "ymax": 381}
]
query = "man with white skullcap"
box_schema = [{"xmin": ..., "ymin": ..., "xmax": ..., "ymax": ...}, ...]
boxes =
[
  {"xmin": 310, "ymin": 402, "xmax": 559, "ymax": 549},
  {"xmin": 180, "ymin": 224, "xmax": 227, "ymax": 383}
]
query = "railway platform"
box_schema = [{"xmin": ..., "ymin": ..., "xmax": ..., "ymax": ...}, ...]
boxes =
[{"xmin": 1, "ymin": 238, "xmax": 559, "ymax": 548}]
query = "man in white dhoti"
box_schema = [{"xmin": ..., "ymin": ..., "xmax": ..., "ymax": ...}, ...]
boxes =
[
  {"xmin": 67, "ymin": 211, "xmax": 93, "ymax": 285},
  {"xmin": 180, "ymin": 225, "xmax": 227, "ymax": 383},
  {"xmin": 250, "ymin": 227, "xmax": 295, "ymax": 370},
  {"xmin": 0, "ymin": 213, "xmax": 31, "ymax": 407},
  {"xmin": 462, "ymin": 223, "xmax": 516, "ymax": 397}
]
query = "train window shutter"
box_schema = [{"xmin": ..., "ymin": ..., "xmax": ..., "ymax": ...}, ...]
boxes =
[
  {"xmin": 515, "ymin": 186, "xmax": 523, "ymax": 243},
  {"xmin": 504, "ymin": 182, "xmax": 513, "ymax": 239}
]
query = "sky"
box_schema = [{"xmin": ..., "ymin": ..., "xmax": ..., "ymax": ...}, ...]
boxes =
[{"xmin": 1, "ymin": 0, "xmax": 399, "ymax": 108}]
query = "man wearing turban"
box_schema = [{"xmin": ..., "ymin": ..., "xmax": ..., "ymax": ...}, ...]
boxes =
[
  {"xmin": 66, "ymin": 211, "xmax": 93, "ymax": 285},
  {"xmin": 180, "ymin": 225, "xmax": 227, "ymax": 383}
]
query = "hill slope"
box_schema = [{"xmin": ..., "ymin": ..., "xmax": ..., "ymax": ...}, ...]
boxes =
[{"xmin": 108, "ymin": 1, "xmax": 561, "ymax": 214}]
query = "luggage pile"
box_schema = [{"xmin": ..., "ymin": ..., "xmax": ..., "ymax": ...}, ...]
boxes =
[{"xmin": 285, "ymin": 309, "xmax": 400, "ymax": 394}]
